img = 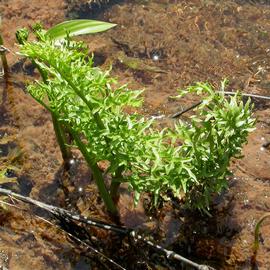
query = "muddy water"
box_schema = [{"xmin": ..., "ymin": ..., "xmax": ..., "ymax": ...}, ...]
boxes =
[{"xmin": 1, "ymin": 0, "xmax": 270, "ymax": 269}]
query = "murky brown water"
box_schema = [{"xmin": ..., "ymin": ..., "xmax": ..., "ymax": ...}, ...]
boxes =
[{"xmin": 1, "ymin": 0, "xmax": 270, "ymax": 269}]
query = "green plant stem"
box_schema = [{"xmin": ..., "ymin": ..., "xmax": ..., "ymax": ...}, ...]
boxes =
[
  {"xmin": 68, "ymin": 127, "xmax": 118, "ymax": 216},
  {"xmin": 27, "ymin": 64, "xmax": 119, "ymax": 213},
  {"xmin": 254, "ymin": 213, "xmax": 270, "ymax": 253},
  {"xmin": 0, "ymin": 34, "xmax": 9, "ymax": 77},
  {"xmin": 110, "ymin": 165, "xmax": 124, "ymax": 203},
  {"xmin": 51, "ymin": 113, "xmax": 71, "ymax": 161},
  {"xmin": 35, "ymin": 62, "xmax": 72, "ymax": 162},
  {"xmin": 50, "ymin": 63, "xmax": 124, "ymax": 195},
  {"xmin": 110, "ymin": 180, "xmax": 121, "ymax": 202}
]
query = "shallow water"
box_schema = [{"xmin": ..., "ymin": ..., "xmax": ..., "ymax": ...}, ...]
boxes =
[{"xmin": 1, "ymin": 0, "xmax": 270, "ymax": 269}]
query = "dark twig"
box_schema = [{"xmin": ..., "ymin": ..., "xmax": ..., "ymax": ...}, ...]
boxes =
[
  {"xmin": 55, "ymin": 215, "xmax": 126, "ymax": 270},
  {"xmin": 1, "ymin": 197, "xmax": 126, "ymax": 270},
  {"xmin": 62, "ymin": 228, "xmax": 127, "ymax": 270},
  {"xmin": 0, "ymin": 187, "xmax": 215, "ymax": 270},
  {"xmin": 171, "ymin": 101, "xmax": 202, "ymax": 118},
  {"xmin": 262, "ymin": 141, "xmax": 270, "ymax": 149},
  {"xmin": 221, "ymin": 91, "xmax": 270, "ymax": 100},
  {"xmin": 130, "ymin": 231, "xmax": 214, "ymax": 270},
  {"xmin": 171, "ymin": 91, "xmax": 270, "ymax": 119}
]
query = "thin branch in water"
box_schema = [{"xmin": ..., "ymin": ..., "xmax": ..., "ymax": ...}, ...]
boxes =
[
  {"xmin": 130, "ymin": 231, "xmax": 215, "ymax": 270},
  {"xmin": 0, "ymin": 199, "xmax": 26, "ymax": 211},
  {"xmin": 0, "ymin": 194, "xmax": 126, "ymax": 270},
  {"xmin": 221, "ymin": 91, "xmax": 270, "ymax": 101},
  {"xmin": 171, "ymin": 91, "xmax": 270, "ymax": 119},
  {"xmin": 59, "ymin": 223, "xmax": 127, "ymax": 270},
  {"xmin": 0, "ymin": 187, "xmax": 215, "ymax": 270},
  {"xmin": 171, "ymin": 101, "xmax": 202, "ymax": 118}
]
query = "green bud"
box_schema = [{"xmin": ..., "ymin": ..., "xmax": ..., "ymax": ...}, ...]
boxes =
[{"xmin": 16, "ymin": 28, "xmax": 29, "ymax": 45}]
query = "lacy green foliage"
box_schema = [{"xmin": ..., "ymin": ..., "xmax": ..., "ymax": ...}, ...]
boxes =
[
  {"xmin": 127, "ymin": 84, "xmax": 256, "ymax": 211},
  {"xmin": 21, "ymin": 37, "xmax": 145, "ymax": 161},
  {"xmin": 172, "ymin": 83, "xmax": 256, "ymax": 210},
  {"xmin": 20, "ymin": 35, "xmax": 255, "ymax": 212}
]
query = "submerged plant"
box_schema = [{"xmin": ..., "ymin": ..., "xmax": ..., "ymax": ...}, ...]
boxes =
[
  {"xmin": 17, "ymin": 24, "xmax": 255, "ymax": 215},
  {"xmin": 253, "ymin": 213, "xmax": 270, "ymax": 257},
  {"xmin": 0, "ymin": 135, "xmax": 22, "ymax": 185}
]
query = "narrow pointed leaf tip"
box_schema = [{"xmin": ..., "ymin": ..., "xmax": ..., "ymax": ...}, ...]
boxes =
[{"xmin": 46, "ymin": 19, "xmax": 117, "ymax": 40}]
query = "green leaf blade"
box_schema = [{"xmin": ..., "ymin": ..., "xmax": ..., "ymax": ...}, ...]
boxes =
[{"xmin": 46, "ymin": 19, "xmax": 117, "ymax": 40}]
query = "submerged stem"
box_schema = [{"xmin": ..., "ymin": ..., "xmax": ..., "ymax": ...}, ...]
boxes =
[
  {"xmin": 110, "ymin": 165, "xmax": 124, "ymax": 203},
  {"xmin": 35, "ymin": 62, "xmax": 72, "ymax": 163},
  {"xmin": 28, "ymin": 59, "xmax": 119, "ymax": 214},
  {"xmin": 50, "ymin": 61, "xmax": 125, "ymax": 198},
  {"xmin": 68, "ymin": 127, "xmax": 118, "ymax": 216},
  {"xmin": 51, "ymin": 113, "xmax": 71, "ymax": 162},
  {"xmin": 254, "ymin": 213, "xmax": 270, "ymax": 253}
]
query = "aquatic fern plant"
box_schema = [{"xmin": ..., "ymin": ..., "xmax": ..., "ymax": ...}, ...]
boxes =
[{"xmin": 18, "ymin": 27, "xmax": 255, "ymax": 215}]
